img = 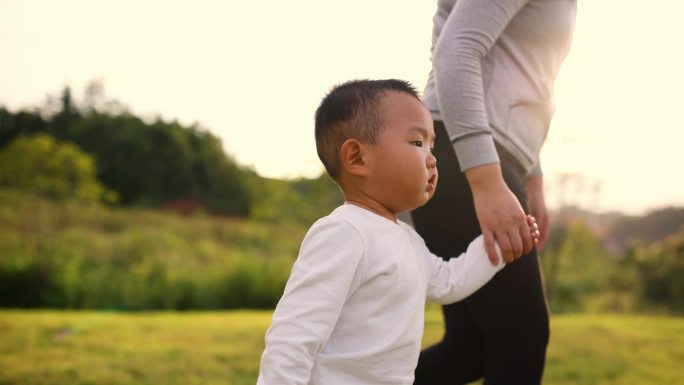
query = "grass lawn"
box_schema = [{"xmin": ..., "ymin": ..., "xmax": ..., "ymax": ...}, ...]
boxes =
[{"xmin": 1, "ymin": 308, "xmax": 682, "ymax": 385}]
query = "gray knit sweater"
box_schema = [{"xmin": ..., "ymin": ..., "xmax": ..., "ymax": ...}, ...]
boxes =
[{"xmin": 423, "ymin": 0, "xmax": 577, "ymax": 175}]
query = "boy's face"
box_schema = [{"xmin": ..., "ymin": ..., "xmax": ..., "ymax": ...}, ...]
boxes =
[{"xmin": 364, "ymin": 91, "xmax": 438, "ymax": 214}]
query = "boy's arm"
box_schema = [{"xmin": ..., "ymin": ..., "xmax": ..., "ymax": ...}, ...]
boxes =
[
  {"xmin": 257, "ymin": 219, "xmax": 364, "ymax": 385},
  {"xmin": 425, "ymin": 235, "xmax": 505, "ymax": 304}
]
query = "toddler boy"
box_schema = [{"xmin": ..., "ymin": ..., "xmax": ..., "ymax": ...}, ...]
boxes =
[{"xmin": 256, "ymin": 79, "xmax": 538, "ymax": 385}]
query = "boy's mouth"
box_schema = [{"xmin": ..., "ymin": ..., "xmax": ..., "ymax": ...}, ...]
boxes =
[{"xmin": 427, "ymin": 174, "xmax": 437, "ymax": 192}]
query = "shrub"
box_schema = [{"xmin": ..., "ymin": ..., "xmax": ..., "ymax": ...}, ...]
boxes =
[{"xmin": 0, "ymin": 192, "xmax": 300, "ymax": 310}]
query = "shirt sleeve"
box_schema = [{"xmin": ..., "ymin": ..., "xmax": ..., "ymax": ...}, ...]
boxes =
[
  {"xmin": 425, "ymin": 235, "xmax": 505, "ymax": 304},
  {"xmin": 432, "ymin": 0, "xmax": 528, "ymax": 171},
  {"xmin": 257, "ymin": 218, "xmax": 365, "ymax": 385}
]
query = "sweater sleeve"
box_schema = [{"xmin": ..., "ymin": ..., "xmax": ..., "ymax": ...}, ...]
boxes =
[
  {"xmin": 256, "ymin": 218, "xmax": 364, "ymax": 385},
  {"xmin": 432, "ymin": 0, "xmax": 528, "ymax": 171},
  {"xmin": 425, "ymin": 235, "xmax": 505, "ymax": 304}
]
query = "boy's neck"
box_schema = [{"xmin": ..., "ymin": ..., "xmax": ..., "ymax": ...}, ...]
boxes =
[
  {"xmin": 338, "ymin": 175, "xmax": 398, "ymax": 222},
  {"xmin": 344, "ymin": 199, "xmax": 398, "ymax": 223}
]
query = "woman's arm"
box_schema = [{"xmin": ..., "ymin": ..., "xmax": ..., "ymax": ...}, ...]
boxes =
[{"xmin": 433, "ymin": 0, "xmax": 533, "ymax": 263}]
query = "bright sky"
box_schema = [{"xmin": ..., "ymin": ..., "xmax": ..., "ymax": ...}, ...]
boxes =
[{"xmin": 2, "ymin": 1, "xmax": 683, "ymax": 214}]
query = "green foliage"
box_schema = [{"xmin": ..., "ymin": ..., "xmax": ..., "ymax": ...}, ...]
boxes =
[
  {"xmin": 1, "ymin": 188, "xmax": 682, "ymax": 313},
  {"xmin": 248, "ymin": 172, "xmax": 344, "ymax": 226},
  {"xmin": 541, "ymin": 217, "xmax": 684, "ymax": 315},
  {"xmin": 2, "ymin": 85, "xmax": 682, "ymax": 314},
  {"xmin": 0, "ymin": 310, "xmax": 682, "ymax": 385},
  {"xmin": 0, "ymin": 84, "xmax": 348, "ymax": 218},
  {"xmin": 626, "ymin": 230, "xmax": 684, "ymax": 314},
  {"xmin": 56, "ymin": 112, "xmax": 252, "ymax": 215},
  {"xmin": 0, "ymin": 86, "xmax": 252, "ymax": 215},
  {"xmin": 0, "ymin": 134, "xmax": 115, "ymax": 203},
  {"xmin": 0, "ymin": 190, "xmax": 302, "ymax": 310},
  {"xmin": 0, "ymin": 107, "xmax": 46, "ymax": 146},
  {"xmin": 542, "ymin": 221, "xmax": 618, "ymax": 313}
]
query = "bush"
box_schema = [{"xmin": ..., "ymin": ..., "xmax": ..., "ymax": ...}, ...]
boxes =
[
  {"xmin": 542, "ymin": 221, "xmax": 619, "ymax": 313},
  {"xmin": 0, "ymin": 192, "xmax": 301, "ymax": 310},
  {"xmin": 626, "ymin": 230, "xmax": 684, "ymax": 314}
]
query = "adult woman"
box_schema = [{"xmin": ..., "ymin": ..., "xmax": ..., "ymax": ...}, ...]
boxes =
[{"xmin": 410, "ymin": 0, "xmax": 577, "ymax": 384}]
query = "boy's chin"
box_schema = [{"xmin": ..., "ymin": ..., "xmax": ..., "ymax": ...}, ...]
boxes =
[
  {"xmin": 408, "ymin": 195, "xmax": 434, "ymax": 211},
  {"xmin": 420, "ymin": 192, "xmax": 435, "ymax": 206},
  {"xmin": 394, "ymin": 191, "xmax": 434, "ymax": 213}
]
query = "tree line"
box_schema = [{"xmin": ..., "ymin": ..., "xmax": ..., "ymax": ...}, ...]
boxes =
[{"xmin": 0, "ymin": 84, "xmax": 343, "ymax": 223}]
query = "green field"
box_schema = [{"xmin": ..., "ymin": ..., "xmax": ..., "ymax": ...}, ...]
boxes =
[{"xmin": 1, "ymin": 308, "xmax": 682, "ymax": 385}]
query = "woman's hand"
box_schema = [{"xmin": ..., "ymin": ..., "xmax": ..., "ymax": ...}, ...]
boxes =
[{"xmin": 466, "ymin": 163, "xmax": 534, "ymax": 264}]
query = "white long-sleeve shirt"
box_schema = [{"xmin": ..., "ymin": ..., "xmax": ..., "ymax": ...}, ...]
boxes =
[{"xmin": 257, "ymin": 204, "xmax": 504, "ymax": 385}]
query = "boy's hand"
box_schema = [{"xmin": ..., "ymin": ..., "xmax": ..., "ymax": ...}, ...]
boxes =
[
  {"xmin": 525, "ymin": 175, "xmax": 549, "ymax": 250},
  {"xmin": 527, "ymin": 215, "xmax": 540, "ymax": 246}
]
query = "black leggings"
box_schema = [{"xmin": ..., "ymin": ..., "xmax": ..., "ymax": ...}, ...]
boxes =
[{"xmin": 411, "ymin": 121, "xmax": 549, "ymax": 385}]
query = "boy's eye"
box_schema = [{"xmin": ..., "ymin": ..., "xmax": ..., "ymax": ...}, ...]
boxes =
[{"xmin": 410, "ymin": 140, "xmax": 423, "ymax": 147}]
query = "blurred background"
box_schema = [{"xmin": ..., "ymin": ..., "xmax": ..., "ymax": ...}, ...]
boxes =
[{"xmin": 1, "ymin": 1, "xmax": 683, "ymax": 384}]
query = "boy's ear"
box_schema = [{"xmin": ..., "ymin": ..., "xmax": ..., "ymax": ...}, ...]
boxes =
[{"xmin": 339, "ymin": 138, "xmax": 368, "ymax": 176}]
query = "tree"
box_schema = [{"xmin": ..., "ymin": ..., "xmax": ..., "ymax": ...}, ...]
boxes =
[
  {"xmin": 0, "ymin": 107, "xmax": 46, "ymax": 147},
  {"xmin": 0, "ymin": 134, "xmax": 115, "ymax": 203},
  {"xmin": 0, "ymin": 83, "xmax": 254, "ymax": 215}
]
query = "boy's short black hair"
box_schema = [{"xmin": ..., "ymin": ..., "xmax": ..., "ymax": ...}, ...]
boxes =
[{"xmin": 314, "ymin": 79, "xmax": 420, "ymax": 179}]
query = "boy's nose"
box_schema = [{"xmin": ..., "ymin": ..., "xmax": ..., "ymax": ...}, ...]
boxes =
[{"xmin": 427, "ymin": 155, "xmax": 437, "ymax": 169}]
